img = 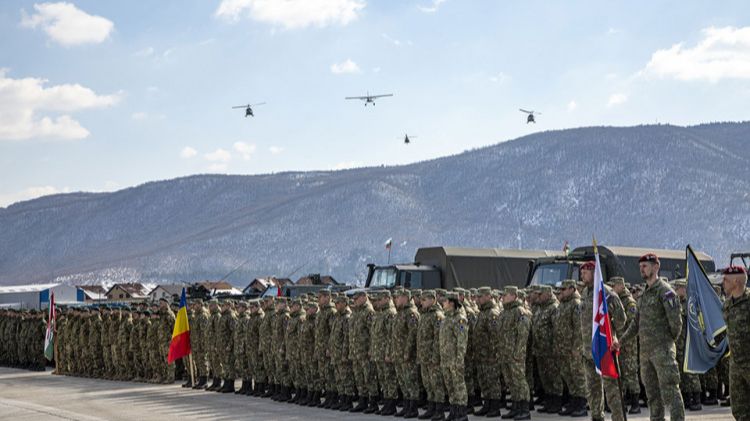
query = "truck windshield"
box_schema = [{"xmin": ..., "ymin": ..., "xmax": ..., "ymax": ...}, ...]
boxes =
[
  {"xmin": 370, "ymin": 268, "xmax": 397, "ymax": 288},
  {"xmin": 530, "ymin": 262, "xmax": 572, "ymax": 286}
]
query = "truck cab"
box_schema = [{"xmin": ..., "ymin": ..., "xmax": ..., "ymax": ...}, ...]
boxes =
[{"xmin": 365, "ymin": 263, "xmax": 442, "ymax": 289}]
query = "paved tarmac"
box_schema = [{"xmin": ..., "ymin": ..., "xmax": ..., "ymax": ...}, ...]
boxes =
[{"xmin": 0, "ymin": 368, "xmax": 734, "ymax": 421}]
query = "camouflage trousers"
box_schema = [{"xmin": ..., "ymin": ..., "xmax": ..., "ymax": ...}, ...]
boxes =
[
  {"xmin": 274, "ymin": 354, "xmax": 288, "ymax": 386},
  {"xmin": 701, "ymin": 367, "xmax": 718, "ymax": 391},
  {"xmin": 300, "ymin": 358, "xmax": 317, "ymax": 390},
  {"xmin": 501, "ymin": 361, "xmax": 530, "ymax": 402},
  {"xmin": 620, "ymin": 344, "xmax": 640, "ymax": 395},
  {"xmin": 420, "ymin": 363, "xmax": 445, "ymax": 403},
  {"xmin": 235, "ymin": 350, "xmax": 248, "ymax": 380},
  {"xmin": 334, "ymin": 360, "xmax": 355, "ymax": 395},
  {"xmin": 396, "ymin": 361, "xmax": 421, "ymax": 400},
  {"xmin": 464, "ymin": 355, "xmax": 477, "ymax": 396},
  {"xmin": 376, "ymin": 361, "xmax": 399, "ymax": 399},
  {"xmin": 640, "ymin": 346, "xmax": 685, "ymax": 421},
  {"xmin": 263, "ymin": 347, "xmax": 275, "ymax": 383},
  {"xmin": 149, "ymin": 346, "xmax": 162, "ymax": 381},
  {"xmin": 442, "ymin": 363, "xmax": 467, "ymax": 405},
  {"xmin": 288, "ymin": 358, "xmax": 303, "ymax": 388},
  {"xmin": 677, "ymin": 351, "xmax": 701, "ymax": 394},
  {"xmin": 193, "ymin": 349, "xmax": 209, "ymax": 377},
  {"xmin": 583, "ymin": 356, "xmax": 625, "ymax": 421},
  {"xmin": 559, "ymin": 352, "xmax": 586, "ymax": 398},
  {"xmin": 730, "ymin": 361, "xmax": 750, "ymax": 421},
  {"xmin": 535, "ymin": 356, "xmax": 562, "ymax": 396},
  {"xmin": 352, "ymin": 359, "xmax": 377, "ymax": 398},
  {"xmin": 102, "ymin": 343, "xmax": 113, "ymax": 377},
  {"xmin": 316, "ymin": 358, "xmax": 335, "ymax": 392},
  {"xmin": 209, "ymin": 347, "xmax": 222, "ymax": 379},
  {"xmin": 477, "ymin": 361, "xmax": 502, "ymax": 399}
]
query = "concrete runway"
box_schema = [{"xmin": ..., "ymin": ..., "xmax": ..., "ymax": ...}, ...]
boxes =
[{"xmin": 0, "ymin": 368, "xmax": 734, "ymax": 421}]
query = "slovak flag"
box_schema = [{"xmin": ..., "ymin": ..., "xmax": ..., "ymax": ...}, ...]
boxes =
[{"xmin": 591, "ymin": 242, "xmax": 619, "ymax": 378}]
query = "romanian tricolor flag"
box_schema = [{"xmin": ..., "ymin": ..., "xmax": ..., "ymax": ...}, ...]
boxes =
[{"xmin": 167, "ymin": 288, "xmax": 191, "ymax": 363}]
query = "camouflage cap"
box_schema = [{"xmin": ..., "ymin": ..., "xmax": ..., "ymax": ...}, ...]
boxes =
[
  {"xmin": 608, "ymin": 276, "xmax": 626, "ymax": 286},
  {"xmin": 539, "ymin": 285, "xmax": 553, "ymax": 294},
  {"xmin": 317, "ymin": 289, "xmax": 332, "ymax": 296},
  {"xmin": 561, "ymin": 279, "xmax": 577, "ymax": 289},
  {"xmin": 305, "ymin": 301, "xmax": 319, "ymax": 309},
  {"xmin": 411, "ymin": 289, "xmax": 422, "ymax": 297},
  {"xmin": 248, "ymin": 300, "xmax": 260, "ymax": 307},
  {"xmin": 435, "ymin": 288, "xmax": 447, "ymax": 296},
  {"xmin": 673, "ymin": 279, "xmax": 687, "ymax": 288},
  {"xmin": 491, "ymin": 289, "xmax": 501, "ymax": 298},
  {"xmin": 209, "ymin": 298, "xmax": 219, "ymax": 304},
  {"xmin": 469, "ymin": 288, "xmax": 478, "ymax": 295},
  {"xmin": 276, "ymin": 296, "xmax": 288, "ymax": 303},
  {"xmin": 143, "ymin": 309, "xmax": 152, "ymax": 315},
  {"xmin": 262, "ymin": 296, "xmax": 275, "ymax": 302},
  {"xmin": 291, "ymin": 298, "xmax": 302, "ymax": 306},
  {"xmin": 517, "ymin": 290, "xmax": 527, "ymax": 300},
  {"xmin": 378, "ymin": 290, "xmax": 392, "ymax": 298},
  {"xmin": 504, "ymin": 285, "xmax": 518, "ymax": 295},
  {"xmin": 478, "ymin": 286, "xmax": 492, "ymax": 296},
  {"xmin": 624, "ymin": 282, "xmax": 631, "ymax": 288},
  {"xmin": 421, "ymin": 290, "xmax": 436, "ymax": 299},
  {"xmin": 352, "ymin": 290, "xmax": 368, "ymax": 298},
  {"xmin": 445, "ymin": 291, "xmax": 459, "ymax": 300},
  {"xmin": 334, "ymin": 295, "xmax": 348, "ymax": 304},
  {"xmin": 392, "ymin": 288, "xmax": 411, "ymax": 298}
]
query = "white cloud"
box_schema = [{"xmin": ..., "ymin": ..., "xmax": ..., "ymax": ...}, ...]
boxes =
[
  {"xmin": 330, "ymin": 59, "xmax": 361, "ymax": 74},
  {"xmin": 331, "ymin": 161, "xmax": 362, "ymax": 170},
  {"xmin": 205, "ymin": 148, "xmax": 232, "ymax": 162},
  {"xmin": 133, "ymin": 46, "xmax": 154, "ymax": 57},
  {"xmin": 607, "ymin": 28, "xmax": 621, "ymax": 36},
  {"xmin": 131, "ymin": 112, "xmax": 147, "ymax": 121},
  {"xmin": 381, "ymin": 33, "xmax": 401, "ymax": 46},
  {"xmin": 269, "ymin": 146, "xmax": 284, "ymax": 155},
  {"xmin": 20, "ymin": 2, "xmax": 114, "ymax": 46},
  {"xmin": 0, "ymin": 185, "xmax": 71, "ymax": 207},
  {"xmin": 643, "ymin": 26, "xmax": 750, "ymax": 83},
  {"xmin": 180, "ymin": 146, "xmax": 197, "ymax": 159},
  {"xmin": 207, "ymin": 163, "xmax": 228, "ymax": 172},
  {"xmin": 489, "ymin": 72, "xmax": 508, "ymax": 84},
  {"xmin": 567, "ymin": 100, "xmax": 577, "ymax": 111},
  {"xmin": 607, "ymin": 93, "xmax": 628, "ymax": 107},
  {"xmin": 215, "ymin": 0, "xmax": 365, "ymax": 29},
  {"xmin": 418, "ymin": 0, "xmax": 447, "ymax": 13},
  {"xmin": 0, "ymin": 69, "xmax": 119, "ymax": 141},
  {"xmin": 233, "ymin": 141, "xmax": 256, "ymax": 160}
]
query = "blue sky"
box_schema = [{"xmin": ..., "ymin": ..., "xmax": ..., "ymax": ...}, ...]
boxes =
[{"xmin": 1, "ymin": 0, "xmax": 749, "ymax": 206}]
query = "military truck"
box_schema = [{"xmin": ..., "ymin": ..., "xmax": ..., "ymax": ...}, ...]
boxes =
[
  {"xmin": 365, "ymin": 247, "xmax": 556, "ymax": 290},
  {"xmin": 526, "ymin": 245, "xmax": 716, "ymax": 287}
]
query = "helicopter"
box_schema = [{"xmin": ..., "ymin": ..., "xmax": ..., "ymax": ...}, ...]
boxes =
[
  {"xmin": 403, "ymin": 134, "xmax": 417, "ymax": 144},
  {"xmin": 232, "ymin": 102, "xmax": 266, "ymax": 117},
  {"xmin": 345, "ymin": 92, "xmax": 393, "ymax": 106},
  {"xmin": 519, "ymin": 109, "xmax": 541, "ymax": 124}
]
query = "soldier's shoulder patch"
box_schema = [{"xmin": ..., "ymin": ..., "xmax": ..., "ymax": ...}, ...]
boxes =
[
  {"xmin": 664, "ymin": 290, "xmax": 675, "ymax": 300},
  {"xmin": 458, "ymin": 318, "xmax": 467, "ymax": 331},
  {"xmin": 409, "ymin": 315, "xmax": 418, "ymax": 325},
  {"xmin": 436, "ymin": 319, "xmax": 442, "ymax": 328},
  {"xmin": 491, "ymin": 318, "xmax": 498, "ymax": 326},
  {"xmin": 628, "ymin": 305, "xmax": 637, "ymax": 314}
]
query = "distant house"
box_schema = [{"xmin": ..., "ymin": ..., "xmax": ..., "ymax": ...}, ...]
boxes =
[
  {"xmin": 295, "ymin": 274, "xmax": 339, "ymax": 286},
  {"xmin": 77, "ymin": 285, "xmax": 107, "ymax": 302},
  {"xmin": 242, "ymin": 277, "xmax": 292, "ymax": 295},
  {"xmin": 193, "ymin": 281, "xmax": 242, "ymax": 297},
  {"xmin": 105, "ymin": 283, "xmax": 149, "ymax": 302},
  {"xmin": 148, "ymin": 284, "xmax": 188, "ymax": 302}
]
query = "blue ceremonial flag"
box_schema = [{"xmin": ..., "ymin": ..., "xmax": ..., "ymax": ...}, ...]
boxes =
[{"xmin": 684, "ymin": 245, "xmax": 728, "ymax": 373}]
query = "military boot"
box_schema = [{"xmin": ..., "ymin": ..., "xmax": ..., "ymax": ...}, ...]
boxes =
[
  {"xmin": 221, "ymin": 378, "xmax": 235, "ymax": 393},
  {"xmin": 289, "ymin": 387, "xmax": 299, "ymax": 403},
  {"xmin": 379, "ymin": 399, "xmax": 397, "ymax": 416},
  {"xmin": 295, "ymin": 388, "xmax": 307, "ymax": 404},
  {"xmin": 704, "ymin": 389, "xmax": 718, "ymax": 405},
  {"xmin": 351, "ymin": 396, "xmax": 368, "ymax": 412},
  {"xmin": 181, "ymin": 377, "xmax": 193, "ymax": 388},
  {"xmin": 404, "ymin": 400, "xmax": 420, "ymax": 419},
  {"xmin": 207, "ymin": 377, "xmax": 221, "ymax": 391},
  {"xmin": 628, "ymin": 393, "xmax": 641, "ymax": 414},
  {"xmin": 235, "ymin": 379, "xmax": 247, "ymax": 394},
  {"xmin": 454, "ymin": 405, "xmax": 469, "ymax": 421},
  {"xmin": 486, "ymin": 399, "xmax": 503, "ymax": 417},
  {"xmin": 261, "ymin": 383, "xmax": 274, "ymax": 398},
  {"xmin": 544, "ymin": 395, "xmax": 561, "ymax": 414},
  {"xmin": 688, "ymin": 392, "xmax": 702, "ymax": 411},
  {"xmin": 445, "ymin": 404, "xmax": 457, "ymax": 421},
  {"xmin": 419, "ymin": 402, "xmax": 436, "ymax": 419},
  {"xmin": 272, "ymin": 384, "xmax": 282, "ymax": 401},
  {"xmin": 569, "ymin": 397, "xmax": 588, "ymax": 417},
  {"xmin": 364, "ymin": 396, "xmax": 380, "ymax": 414},
  {"xmin": 396, "ymin": 399, "xmax": 409, "ymax": 417},
  {"xmin": 501, "ymin": 401, "xmax": 517, "ymax": 419},
  {"xmin": 475, "ymin": 399, "xmax": 491, "ymax": 416},
  {"xmin": 338, "ymin": 395, "xmax": 354, "ymax": 411},
  {"xmin": 431, "ymin": 403, "xmax": 446, "ymax": 421},
  {"xmin": 512, "ymin": 401, "xmax": 530, "ymax": 420},
  {"xmin": 280, "ymin": 386, "xmax": 292, "ymax": 402},
  {"xmin": 192, "ymin": 376, "xmax": 207, "ymax": 389},
  {"xmin": 324, "ymin": 392, "xmax": 339, "ymax": 408},
  {"xmin": 307, "ymin": 390, "xmax": 321, "ymax": 406}
]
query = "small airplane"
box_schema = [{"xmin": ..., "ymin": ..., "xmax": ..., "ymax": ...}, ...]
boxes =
[
  {"xmin": 345, "ymin": 92, "xmax": 393, "ymax": 106},
  {"xmin": 403, "ymin": 134, "xmax": 417, "ymax": 144},
  {"xmin": 232, "ymin": 102, "xmax": 266, "ymax": 117},
  {"xmin": 519, "ymin": 109, "xmax": 541, "ymax": 124}
]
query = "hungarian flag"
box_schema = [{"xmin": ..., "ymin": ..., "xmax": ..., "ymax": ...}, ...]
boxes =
[
  {"xmin": 44, "ymin": 292, "xmax": 56, "ymax": 361},
  {"xmin": 167, "ymin": 288, "xmax": 191, "ymax": 363},
  {"xmin": 591, "ymin": 241, "xmax": 619, "ymax": 378}
]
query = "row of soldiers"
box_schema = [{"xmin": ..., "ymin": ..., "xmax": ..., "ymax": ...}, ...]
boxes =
[{"xmin": 0, "ymin": 308, "xmax": 47, "ymax": 370}]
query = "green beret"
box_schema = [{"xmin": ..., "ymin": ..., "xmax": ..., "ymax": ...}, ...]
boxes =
[
  {"xmin": 143, "ymin": 310, "xmax": 152, "ymax": 315},
  {"xmin": 504, "ymin": 286, "xmax": 518, "ymax": 295}
]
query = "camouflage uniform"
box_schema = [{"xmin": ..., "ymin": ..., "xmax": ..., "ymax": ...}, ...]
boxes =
[
  {"xmin": 192, "ymin": 303, "xmax": 211, "ymax": 381},
  {"xmin": 722, "ymin": 287, "xmax": 750, "ymax": 421},
  {"xmin": 299, "ymin": 303, "xmax": 317, "ymax": 397},
  {"xmin": 498, "ymin": 287, "xmax": 532, "ymax": 412},
  {"xmin": 581, "ymin": 283, "xmax": 627, "ymax": 421},
  {"xmin": 248, "ymin": 303, "xmax": 265, "ymax": 388},
  {"xmin": 101, "ymin": 312, "xmax": 114, "ymax": 378},
  {"xmin": 208, "ymin": 304, "xmax": 222, "ymax": 381},
  {"xmin": 532, "ymin": 287, "xmax": 562, "ymax": 406},
  {"xmin": 315, "ymin": 294, "xmax": 337, "ymax": 397},
  {"xmin": 474, "ymin": 288, "xmax": 503, "ymax": 404},
  {"xmin": 349, "ymin": 294, "xmax": 377, "ymax": 401},
  {"xmin": 392, "ymin": 289, "xmax": 421, "ymax": 401},
  {"xmin": 553, "ymin": 282, "xmax": 587, "ymax": 409},
  {"xmin": 116, "ymin": 311, "xmax": 133, "ymax": 380},
  {"xmin": 285, "ymin": 302, "xmax": 305, "ymax": 391},
  {"xmin": 372, "ymin": 293, "xmax": 399, "ymax": 403},
  {"xmin": 272, "ymin": 301, "xmax": 291, "ymax": 388},
  {"xmin": 87, "ymin": 312, "xmax": 104, "ymax": 378},
  {"xmin": 622, "ymin": 278, "xmax": 684, "ymax": 421},
  {"xmin": 260, "ymin": 299, "xmax": 277, "ymax": 387},
  {"xmin": 614, "ymin": 281, "xmax": 642, "ymax": 401},
  {"xmin": 330, "ymin": 300, "xmax": 354, "ymax": 397},
  {"xmin": 461, "ymin": 291, "xmax": 479, "ymax": 404},
  {"xmin": 234, "ymin": 305, "xmax": 250, "ymax": 385},
  {"xmin": 160, "ymin": 307, "xmax": 176, "ymax": 383},
  {"xmin": 416, "ymin": 291, "xmax": 446, "ymax": 410},
  {"xmin": 440, "ymin": 295, "xmax": 469, "ymax": 406},
  {"xmin": 676, "ymin": 293, "xmax": 701, "ymax": 397}
]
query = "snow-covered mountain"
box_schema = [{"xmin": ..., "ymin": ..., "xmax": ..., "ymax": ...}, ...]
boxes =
[{"xmin": 2, "ymin": 123, "xmax": 749, "ymax": 287}]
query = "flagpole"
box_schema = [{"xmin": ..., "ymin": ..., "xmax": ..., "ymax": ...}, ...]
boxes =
[
  {"xmin": 612, "ymin": 351, "xmax": 628, "ymax": 421},
  {"xmin": 188, "ymin": 353, "xmax": 195, "ymax": 386}
]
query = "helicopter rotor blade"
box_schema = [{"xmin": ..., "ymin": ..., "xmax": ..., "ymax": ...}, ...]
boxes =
[
  {"xmin": 232, "ymin": 105, "xmax": 249, "ymax": 109},
  {"xmin": 251, "ymin": 102, "xmax": 266, "ymax": 106},
  {"xmin": 519, "ymin": 108, "xmax": 532, "ymax": 114}
]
